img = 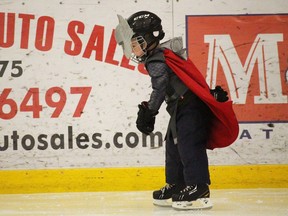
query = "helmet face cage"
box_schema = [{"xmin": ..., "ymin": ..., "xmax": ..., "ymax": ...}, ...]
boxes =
[{"xmin": 131, "ymin": 35, "xmax": 147, "ymax": 63}]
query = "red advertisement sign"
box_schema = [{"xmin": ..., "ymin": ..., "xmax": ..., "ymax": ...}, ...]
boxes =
[{"xmin": 186, "ymin": 14, "xmax": 288, "ymax": 122}]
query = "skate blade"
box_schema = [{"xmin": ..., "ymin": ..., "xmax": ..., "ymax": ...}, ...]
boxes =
[
  {"xmin": 153, "ymin": 198, "xmax": 172, "ymax": 207},
  {"xmin": 172, "ymin": 198, "xmax": 213, "ymax": 210}
]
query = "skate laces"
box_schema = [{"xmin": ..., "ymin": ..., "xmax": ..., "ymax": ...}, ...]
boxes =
[
  {"xmin": 180, "ymin": 185, "xmax": 196, "ymax": 193},
  {"xmin": 161, "ymin": 184, "xmax": 175, "ymax": 192}
]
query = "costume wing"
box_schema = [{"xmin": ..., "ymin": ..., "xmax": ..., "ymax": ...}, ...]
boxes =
[{"xmin": 115, "ymin": 14, "xmax": 134, "ymax": 58}]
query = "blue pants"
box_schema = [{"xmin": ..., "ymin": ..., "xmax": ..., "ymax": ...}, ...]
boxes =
[{"xmin": 165, "ymin": 98, "xmax": 211, "ymax": 186}]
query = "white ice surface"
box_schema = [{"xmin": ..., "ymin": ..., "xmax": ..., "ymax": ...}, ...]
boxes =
[{"xmin": 0, "ymin": 188, "xmax": 287, "ymax": 216}]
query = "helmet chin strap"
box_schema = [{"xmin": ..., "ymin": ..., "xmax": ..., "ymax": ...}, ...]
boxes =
[
  {"xmin": 147, "ymin": 41, "xmax": 159, "ymax": 52},
  {"xmin": 131, "ymin": 44, "xmax": 147, "ymax": 63}
]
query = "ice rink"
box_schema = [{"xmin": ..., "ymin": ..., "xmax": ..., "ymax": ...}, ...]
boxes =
[{"xmin": 0, "ymin": 188, "xmax": 287, "ymax": 216}]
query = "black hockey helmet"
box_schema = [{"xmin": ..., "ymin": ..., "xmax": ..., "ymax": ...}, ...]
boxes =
[{"xmin": 127, "ymin": 11, "xmax": 165, "ymax": 53}]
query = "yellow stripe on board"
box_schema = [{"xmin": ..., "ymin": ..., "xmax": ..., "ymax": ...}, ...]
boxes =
[{"xmin": 0, "ymin": 165, "xmax": 287, "ymax": 194}]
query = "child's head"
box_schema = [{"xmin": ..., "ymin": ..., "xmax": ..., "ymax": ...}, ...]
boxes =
[
  {"xmin": 127, "ymin": 11, "xmax": 165, "ymax": 62},
  {"xmin": 115, "ymin": 11, "xmax": 165, "ymax": 63}
]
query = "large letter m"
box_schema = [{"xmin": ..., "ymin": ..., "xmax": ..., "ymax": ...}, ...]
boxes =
[{"xmin": 205, "ymin": 34, "xmax": 287, "ymax": 104}]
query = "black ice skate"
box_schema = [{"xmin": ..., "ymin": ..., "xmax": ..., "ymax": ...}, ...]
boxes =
[
  {"xmin": 153, "ymin": 184, "xmax": 184, "ymax": 207},
  {"xmin": 172, "ymin": 184, "xmax": 213, "ymax": 210}
]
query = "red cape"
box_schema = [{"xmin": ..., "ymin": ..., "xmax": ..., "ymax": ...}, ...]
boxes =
[{"xmin": 163, "ymin": 49, "xmax": 239, "ymax": 150}]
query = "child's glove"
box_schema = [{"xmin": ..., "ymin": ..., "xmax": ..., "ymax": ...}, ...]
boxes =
[
  {"xmin": 210, "ymin": 86, "xmax": 229, "ymax": 102},
  {"xmin": 136, "ymin": 102, "xmax": 158, "ymax": 135}
]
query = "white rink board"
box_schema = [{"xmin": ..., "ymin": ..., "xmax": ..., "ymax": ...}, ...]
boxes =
[{"xmin": 0, "ymin": 0, "xmax": 287, "ymax": 170}]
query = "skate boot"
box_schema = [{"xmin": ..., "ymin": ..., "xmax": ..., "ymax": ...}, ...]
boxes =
[
  {"xmin": 172, "ymin": 184, "xmax": 213, "ymax": 210},
  {"xmin": 153, "ymin": 184, "xmax": 184, "ymax": 207}
]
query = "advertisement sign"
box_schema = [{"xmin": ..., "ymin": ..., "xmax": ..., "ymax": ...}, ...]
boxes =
[
  {"xmin": 0, "ymin": 1, "xmax": 287, "ymax": 170},
  {"xmin": 186, "ymin": 14, "xmax": 288, "ymax": 122},
  {"xmin": 0, "ymin": 1, "xmax": 171, "ymax": 169}
]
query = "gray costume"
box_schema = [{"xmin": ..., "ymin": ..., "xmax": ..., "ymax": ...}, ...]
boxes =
[
  {"xmin": 145, "ymin": 46, "xmax": 211, "ymax": 185},
  {"xmin": 145, "ymin": 48, "xmax": 188, "ymax": 143}
]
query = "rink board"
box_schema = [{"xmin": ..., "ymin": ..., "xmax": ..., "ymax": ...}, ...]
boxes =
[
  {"xmin": 0, "ymin": 164, "xmax": 287, "ymax": 194},
  {"xmin": 1, "ymin": 0, "xmax": 288, "ymax": 195}
]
